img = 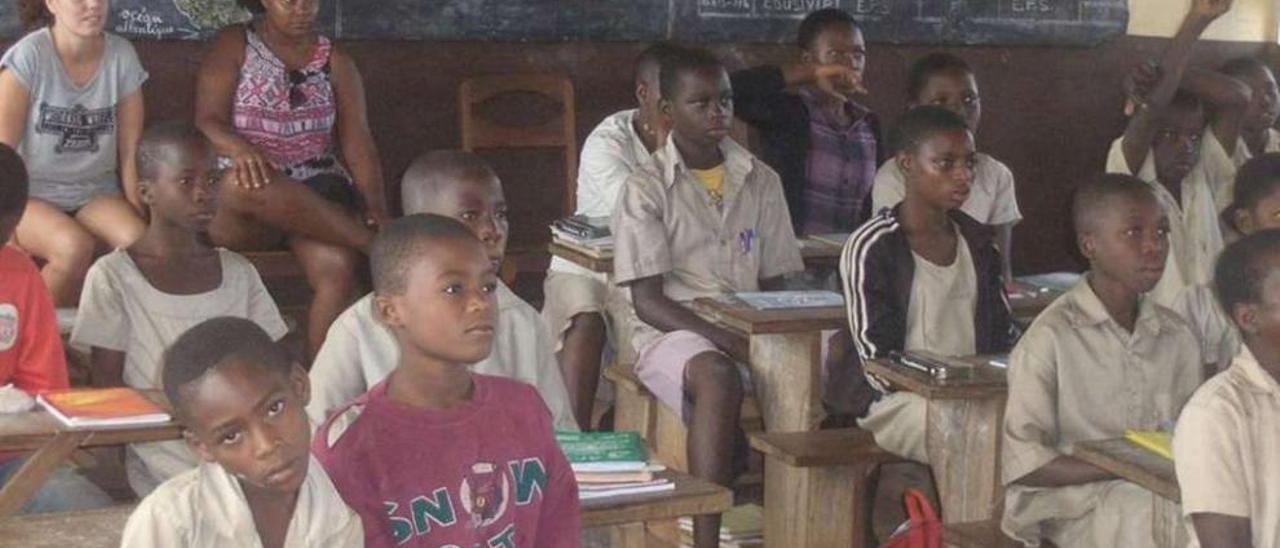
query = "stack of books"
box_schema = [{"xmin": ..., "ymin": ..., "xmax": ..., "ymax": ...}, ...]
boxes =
[
  {"xmin": 550, "ymin": 215, "xmax": 613, "ymax": 257},
  {"xmin": 37, "ymin": 387, "xmax": 171, "ymax": 428},
  {"xmin": 678, "ymin": 504, "xmax": 764, "ymax": 547},
  {"xmin": 556, "ymin": 431, "xmax": 672, "ymax": 501}
]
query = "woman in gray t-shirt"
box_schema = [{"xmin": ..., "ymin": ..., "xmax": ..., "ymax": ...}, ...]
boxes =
[{"xmin": 0, "ymin": 0, "xmax": 147, "ymax": 305}]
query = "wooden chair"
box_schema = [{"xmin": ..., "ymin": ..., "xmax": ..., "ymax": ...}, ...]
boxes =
[{"xmin": 458, "ymin": 73, "xmax": 576, "ymax": 286}]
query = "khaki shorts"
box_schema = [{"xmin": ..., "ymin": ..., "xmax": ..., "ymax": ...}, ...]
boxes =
[
  {"xmin": 541, "ymin": 271, "xmax": 610, "ymax": 352},
  {"xmin": 857, "ymin": 391, "xmax": 929, "ymax": 464}
]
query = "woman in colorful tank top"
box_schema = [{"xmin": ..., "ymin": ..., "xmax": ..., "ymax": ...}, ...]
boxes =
[
  {"xmin": 194, "ymin": 0, "xmax": 386, "ymax": 359},
  {"xmin": 0, "ymin": 0, "xmax": 148, "ymax": 306}
]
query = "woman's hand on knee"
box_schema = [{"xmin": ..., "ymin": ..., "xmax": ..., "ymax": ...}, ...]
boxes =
[{"xmin": 231, "ymin": 146, "xmax": 273, "ymax": 190}]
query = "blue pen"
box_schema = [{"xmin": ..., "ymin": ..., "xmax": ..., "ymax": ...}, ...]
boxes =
[{"xmin": 738, "ymin": 228, "xmax": 756, "ymax": 253}]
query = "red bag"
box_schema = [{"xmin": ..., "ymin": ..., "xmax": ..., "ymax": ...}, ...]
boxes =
[{"xmin": 879, "ymin": 488, "xmax": 943, "ymax": 548}]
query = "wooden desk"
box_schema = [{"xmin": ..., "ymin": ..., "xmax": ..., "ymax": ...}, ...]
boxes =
[
  {"xmin": 1073, "ymin": 438, "xmax": 1180, "ymax": 502},
  {"xmin": 692, "ymin": 298, "xmax": 845, "ymax": 432},
  {"xmin": 1008, "ymin": 290, "xmax": 1061, "ymax": 323},
  {"xmin": 0, "ymin": 472, "xmax": 731, "ymax": 548},
  {"xmin": 0, "ymin": 391, "xmax": 180, "ymax": 517},
  {"xmin": 581, "ymin": 470, "xmax": 733, "ymax": 548},
  {"xmin": 864, "ymin": 357, "xmax": 1008, "ymax": 524},
  {"xmin": 548, "ymin": 240, "xmax": 612, "ymax": 273},
  {"xmin": 0, "ymin": 504, "xmax": 135, "ymax": 548},
  {"xmin": 548, "ymin": 236, "xmax": 844, "ymax": 275}
]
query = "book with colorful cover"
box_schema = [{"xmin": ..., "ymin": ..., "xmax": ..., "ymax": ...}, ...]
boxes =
[
  {"xmin": 37, "ymin": 387, "xmax": 171, "ymax": 428},
  {"xmin": 1124, "ymin": 430, "xmax": 1173, "ymax": 460},
  {"xmin": 556, "ymin": 431, "xmax": 648, "ymax": 472}
]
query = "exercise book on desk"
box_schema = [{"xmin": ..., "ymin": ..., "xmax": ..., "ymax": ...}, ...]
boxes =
[
  {"xmin": 37, "ymin": 387, "xmax": 170, "ymax": 428},
  {"xmin": 733, "ymin": 290, "xmax": 844, "ymax": 310}
]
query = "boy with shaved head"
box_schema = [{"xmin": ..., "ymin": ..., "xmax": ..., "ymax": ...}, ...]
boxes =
[
  {"xmin": 306, "ymin": 151, "xmax": 576, "ymax": 432},
  {"xmin": 1002, "ymin": 174, "xmax": 1201, "ymax": 547}
]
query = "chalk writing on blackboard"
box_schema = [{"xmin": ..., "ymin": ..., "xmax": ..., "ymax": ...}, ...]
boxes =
[
  {"xmin": 698, "ymin": 0, "xmax": 842, "ymax": 19},
  {"xmin": 0, "ymin": 0, "xmax": 1128, "ymax": 46}
]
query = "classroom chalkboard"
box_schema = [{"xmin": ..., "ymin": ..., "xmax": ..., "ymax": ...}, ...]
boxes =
[{"xmin": 0, "ymin": 0, "xmax": 1129, "ymax": 46}]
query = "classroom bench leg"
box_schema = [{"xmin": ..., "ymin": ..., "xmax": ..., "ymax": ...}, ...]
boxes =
[
  {"xmin": 763, "ymin": 458, "xmax": 877, "ymax": 548},
  {"xmin": 925, "ymin": 396, "xmax": 1006, "ymax": 524},
  {"xmin": 0, "ymin": 431, "xmax": 91, "ymax": 517},
  {"xmin": 748, "ymin": 332, "xmax": 824, "ymax": 432}
]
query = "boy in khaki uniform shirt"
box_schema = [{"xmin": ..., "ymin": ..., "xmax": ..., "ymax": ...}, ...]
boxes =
[
  {"xmin": 1001, "ymin": 174, "xmax": 1201, "ymax": 547},
  {"xmin": 1174, "ymin": 231, "xmax": 1280, "ymax": 548},
  {"xmin": 612, "ymin": 48, "xmax": 803, "ymax": 548},
  {"xmin": 1105, "ymin": 0, "xmax": 1247, "ymax": 308}
]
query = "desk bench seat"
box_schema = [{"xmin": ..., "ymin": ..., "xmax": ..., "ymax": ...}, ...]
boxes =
[
  {"xmin": 750, "ymin": 428, "xmax": 898, "ymax": 548},
  {"xmin": 944, "ymin": 520, "xmax": 1035, "ymax": 548}
]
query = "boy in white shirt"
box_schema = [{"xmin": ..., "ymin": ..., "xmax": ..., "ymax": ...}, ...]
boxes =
[
  {"xmin": 307, "ymin": 151, "xmax": 577, "ymax": 432},
  {"xmin": 542, "ymin": 43, "xmax": 680, "ymax": 429},
  {"xmin": 71, "ymin": 122, "xmax": 289, "ymax": 496},
  {"xmin": 870, "ymin": 52, "xmax": 1021, "ymax": 280},
  {"xmin": 121, "ymin": 317, "xmax": 361, "ymax": 547},
  {"xmin": 1174, "ymin": 230, "xmax": 1280, "ymax": 548},
  {"xmin": 1104, "ymin": 0, "xmax": 1249, "ymax": 307}
]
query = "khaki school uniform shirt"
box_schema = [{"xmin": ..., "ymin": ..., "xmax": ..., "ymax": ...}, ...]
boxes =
[
  {"xmin": 1171, "ymin": 282, "xmax": 1240, "ymax": 373},
  {"xmin": 1002, "ymin": 278, "xmax": 1202, "ymax": 542},
  {"xmin": 871, "ymin": 152, "xmax": 1022, "ymax": 225},
  {"xmin": 1106, "ymin": 135, "xmax": 1228, "ymax": 308},
  {"xmin": 612, "ymin": 136, "xmax": 804, "ymax": 350},
  {"xmin": 1174, "ymin": 345, "xmax": 1280, "ymax": 548},
  {"xmin": 120, "ymin": 457, "xmax": 363, "ymax": 547}
]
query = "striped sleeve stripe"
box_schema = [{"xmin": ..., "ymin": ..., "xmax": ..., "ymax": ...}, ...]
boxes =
[{"xmin": 840, "ymin": 214, "xmax": 897, "ymax": 361}]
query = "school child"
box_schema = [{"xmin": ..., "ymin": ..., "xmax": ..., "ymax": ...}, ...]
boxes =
[
  {"xmin": 1173, "ymin": 230, "xmax": 1280, "ymax": 548},
  {"xmin": 70, "ymin": 122, "xmax": 289, "ymax": 497},
  {"xmin": 730, "ymin": 8, "xmax": 885, "ymax": 235},
  {"xmin": 1174, "ymin": 154, "xmax": 1280, "ymax": 375},
  {"xmin": 871, "ymin": 53, "xmax": 1021, "ymax": 280},
  {"xmin": 307, "ymin": 151, "xmax": 577, "ymax": 432},
  {"xmin": 121, "ymin": 317, "xmax": 361, "ymax": 547},
  {"xmin": 314, "ymin": 214, "xmax": 580, "ymax": 547},
  {"xmin": 0, "ymin": 142, "xmax": 111, "ymax": 513},
  {"xmin": 542, "ymin": 43, "xmax": 683, "ymax": 430},
  {"xmin": 1220, "ymin": 57, "xmax": 1280, "ymax": 159},
  {"xmin": 1106, "ymin": 0, "xmax": 1249, "ymax": 307},
  {"xmin": 0, "ymin": 0, "xmax": 148, "ymax": 306},
  {"xmin": 612, "ymin": 47, "xmax": 804, "ymax": 547},
  {"xmin": 838, "ymin": 106, "xmax": 1015, "ymax": 458},
  {"xmin": 1002, "ymin": 174, "xmax": 1201, "ymax": 547}
]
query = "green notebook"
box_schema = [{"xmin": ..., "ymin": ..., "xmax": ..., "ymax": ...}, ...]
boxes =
[{"xmin": 556, "ymin": 431, "xmax": 648, "ymax": 472}]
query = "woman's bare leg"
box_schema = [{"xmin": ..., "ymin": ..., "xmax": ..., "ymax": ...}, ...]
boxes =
[
  {"xmin": 217, "ymin": 173, "xmax": 375, "ymax": 252},
  {"xmin": 75, "ymin": 195, "xmax": 145, "ymax": 249},
  {"xmin": 13, "ymin": 199, "xmax": 97, "ymax": 306},
  {"xmin": 288, "ymin": 235, "xmax": 361, "ymax": 361}
]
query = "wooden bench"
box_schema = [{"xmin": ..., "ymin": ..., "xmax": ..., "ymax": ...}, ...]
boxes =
[
  {"xmin": 604, "ymin": 364, "xmax": 761, "ymax": 472},
  {"xmin": 944, "ymin": 520, "xmax": 1023, "ymax": 548},
  {"xmin": 750, "ymin": 428, "xmax": 899, "ymax": 548}
]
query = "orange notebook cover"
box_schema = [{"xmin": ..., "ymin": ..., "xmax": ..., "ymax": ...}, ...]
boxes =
[{"xmin": 37, "ymin": 387, "xmax": 171, "ymax": 428}]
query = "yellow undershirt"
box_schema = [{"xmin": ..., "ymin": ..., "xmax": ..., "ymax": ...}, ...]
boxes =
[{"xmin": 691, "ymin": 164, "xmax": 726, "ymax": 203}]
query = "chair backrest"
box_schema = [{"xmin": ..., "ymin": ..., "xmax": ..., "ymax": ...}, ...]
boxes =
[{"xmin": 459, "ymin": 73, "xmax": 578, "ymax": 215}]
